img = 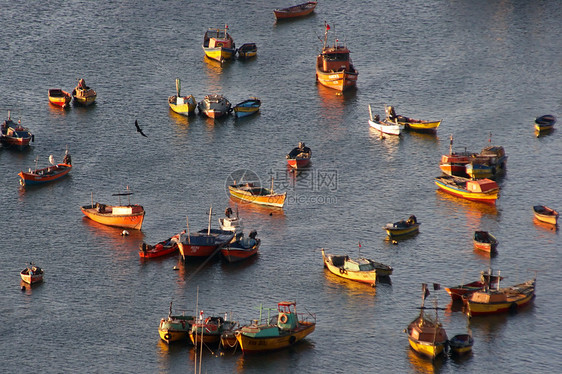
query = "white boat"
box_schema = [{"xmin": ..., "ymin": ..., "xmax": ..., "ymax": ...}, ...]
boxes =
[{"xmin": 368, "ymin": 105, "xmax": 401, "ymax": 136}]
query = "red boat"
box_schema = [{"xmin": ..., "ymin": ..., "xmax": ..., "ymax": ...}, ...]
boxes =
[
  {"xmin": 273, "ymin": 2, "xmax": 317, "ymax": 20},
  {"xmin": 445, "ymin": 270, "xmax": 503, "ymax": 302},
  {"xmin": 286, "ymin": 142, "xmax": 311, "ymax": 169},
  {"xmin": 439, "ymin": 135, "xmax": 472, "ymax": 177},
  {"xmin": 1, "ymin": 111, "xmax": 34, "ymax": 147},
  {"xmin": 221, "ymin": 230, "xmax": 260, "ymax": 262},
  {"xmin": 139, "ymin": 234, "xmax": 180, "ymax": 259},
  {"xmin": 18, "ymin": 152, "xmax": 72, "ymax": 186}
]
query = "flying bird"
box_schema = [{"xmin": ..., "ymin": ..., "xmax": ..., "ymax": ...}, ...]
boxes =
[{"xmin": 135, "ymin": 120, "xmax": 148, "ymax": 137}]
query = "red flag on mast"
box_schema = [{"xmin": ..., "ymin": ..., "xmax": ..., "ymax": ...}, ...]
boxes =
[{"xmin": 326, "ymin": 24, "xmax": 330, "ymax": 30}]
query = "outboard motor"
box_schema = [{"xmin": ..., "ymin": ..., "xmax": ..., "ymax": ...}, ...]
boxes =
[{"xmin": 249, "ymin": 230, "xmax": 257, "ymax": 239}]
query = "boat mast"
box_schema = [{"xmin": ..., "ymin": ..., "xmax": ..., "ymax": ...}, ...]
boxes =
[
  {"xmin": 176, "ymin": 78, "xmax": 181, "ymax": 97},
  {"xmin": 449, "ymin": 134, "xmax": 453, "ymax": 155},
  {"xmin": 186, "ymin": 216, "xmax": 191, "ymax": 245},
  {"xmin": 207, "ymin": 205, "xmax": 212, "ymax": 235}
]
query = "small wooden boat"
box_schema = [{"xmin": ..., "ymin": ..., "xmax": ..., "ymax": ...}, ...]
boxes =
[
  {"xmin": 463, "ymin": 276, "xmax": 536, "ymax": 317},
  {"xmin": 533, "ymin": 205, "xmax": 559, "ymax": 226},
  {"xmin": 228, "ymin": 181, "xmax": 287, "ymax": 208},
  {"xmin": 158, "ymin": 302, "xmax": 196, "ymax": 344},
  {"xmin": 385, "ymin": 106, "xmax": 441, "ymax": 133},
  {"xmin": 435, "ymin": 175, "xmax": 499, "ymax": 205},
  {"xmin": 383, "ymin": 215, "xmax": 420, "ymax": 238},
  {"xmin": 189, "ymin": 315, "xmax": 238, "ymax": 347},
  {"xmin": 221, "ymin": 230, "xmax": 260, "ymax": 262},
  {"xmin": 286, "ymin": 142, "xmax": 311, "ymax": 169},
  {"xmin": 237, "ymin": 43, "xmax": 257, "ymax": 59},
  {"xmin": 473, "ymin": 231, "xmax": 498, "ymax": 253},
  {"xmin": 235, "ymin": 301, "xmax": 316, "ymax": 353},
  {"xmin": 449, "ymin": 334, "xmax": 474, "ymax": 355},
  {"xmin": 20, "ymin": 263, "xmax": 44, "ymax": 284},
  {"xmin": 322, "ymin": 248, "xmax": 392, "ymax": 286},
  {"xmin": 18, "ymin": 152, "xmax": 72, "ymax": 186},
  {"xmin": 202, "ymin": 26, "xmax": 236, "ymax": 63},
  {"xmin": 273, "ymin": 1, "xmax": 317, "ymax": 20},
  {"xmin": 233, "ymin": 97, "xmax": 261, "ymax": 117},
  {"xmin": 405, "ymin": 286, "xmax": 448, "ymax": 360},
  {"xmin": 465, "ymin": 145, "xmax": 508, "ymax": 180},
  {"xmin": 1, "ymin": 111, "xmax": 34, "ymax": 147},
  {"xmin": 71, "ymin": 78, "xmax": 96, "ymax": 106},
  {"xmin": 139, "ymin": 234, "xmax": 180, "ymax": 259},
  {"xmin": 534, "ymin": 114, "xmax": 556, "ymax": 132},
  {"xmin": 368, "ymin": 105, "xmax": 401, "ymax": 136},
  {"xmin": 198, "ymin": 94, "xmax": 231, "ymax": 118},
  {"xmin": 444, "ymin": 270, "xmax": 503, "ymax": 302},
  {"xmin": 81, "ymin": 191, "xmax": 145, "ymax": 230},
  {"xmin": 48, "ymin": 88, "xmax": 72, "ymax": 108},
  {"xmin": 316, "ymin": 24, "xmax": 358, "ymax": 91},
  {"xmin": 168, "ymin": 79, "xmax": 196, "ymax": 115}
]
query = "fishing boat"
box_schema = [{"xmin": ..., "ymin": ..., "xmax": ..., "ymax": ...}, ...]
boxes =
[
  {"xmin": 383, "ymin": 215, "xmax": 420, "ymax": 238},
  {"xmin": 273, "ymin": 1, "xmax": 317, "ymax": 20},
  {"xmin": 177, "ymin": 206, "xmax": 235, "ymax": 260},
  {"xmin": 286, "ymin": 142, "xmax": 311, "ymax": 169},
  {"xmin": 315, "ymin": 24, "xmax": 358, "ymax": 91},
  {"xmin": 48, "ymin": 88, "xmax": 72, "ymax": 108},
  {"xmin": 444, "ymin": 270, "xmax": 503, "ymax": 302},
  {"xmin": 198, "ymin": 94, "xmax": 232, "ymax": 118},
  {"xmin": 368, "ymin": 105, "xmax": 401, "ymax": 136},
  {"xmin": 1, "ymin": 111, "xmax": 34, "ymax": 147},
  {"xmin": 321, "ymin": 248, "xmax": 392, "ymax": 286},
  {"xmin": 465, "ymin": 145, "xmax": 508, "ymax": 180},
  {"xmin": 385, "ymin": 105, "xmax": 441, "ymax": 133},
  {"xmin": 449, "ymin": 334, "xmax": 474, "ymax": 355},
  {"xmin": 139, "ymin": 234, "xmax": 180, "ymax": 259},
  {"xmin": 237, "ymin": 43, "xmax": 257, "ymax": 59},
  {"xmin": 20, "ymin": 263, "xmax": 44, "ymax": 284},
  {"xmin": 463, "ymin": 276, "xmax": 536, "ymax": 317},
  {"xmin": 534, "ymin": 114, "xmax": 556, "ymax": 132},
  {"xmin": 158, "ymin": 302, "xmax": 196, "ymax": 344},
  {"xmin": 533, "ymin": 205, "xmax": 559, "ymax": 226},
  {"xmin": 473, "ymin": 231, "xmax": 498, "ymax": 253},
  {"xmin": 168, "ymin": 78, "xmax": 196, "ymax": 115},
  {"xmin": 18, "ymin": 152, "xmax": 72, "ymax": 186},
  {"xmin": 235, "ymin": 301, "xmax": 316, "ymax": 353},
  {"xmin": 189, "ymin": 314, "xmax": 238, "ymax": 347},
  {"xmin": 233, "ymin": 97, "xmax": 261, "ymax": 117},
  {"xmin": 435, "ymin": 175, "xmax": 499, "ymax": 204},
  {"xmin": 439, "ymin": 135, "xmax": 472, "ymax": 177},
  {"xmin": 202, "ymin": 26, "xmax": 236, "ymax": 63},
  {"xmin": 219, "ymin": 207, "xmax": 244, "ymax": 234},
  {"xmin": 228, "ymin": 181, "xmax": 287, "ymax": 208},
  {"xmin": 405, "ymin": 285, "xmax": 448, "ymax": 360},
  {"xmin": 80, "ymin": 190, "xmax": 145, "ymax": 230},
  {"xmin": 221, "ymin": 230, "xmax": 260, "ymax": 262},
  {"xmin": 71, "ymin": 78, "xmax": 97, "ymax": 106}
]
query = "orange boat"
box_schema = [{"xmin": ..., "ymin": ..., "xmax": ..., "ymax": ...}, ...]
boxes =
[
  {"xmin": 435, "ymin": 176, "xmax": 499, "ymax": 205},
  {"xmin": 48, "ymin": 88, "xmax": 72, "ymax": 108},
  {"xmin": 20, "ymin": 263, "xmax": 44, "ymax": 284},
  {"xmin": 315, "ymin": 24, "xmax": 358, "ymax": 91},
  {"xmin": 81, "ymin": 191, "xmax": 145, "ymax": 230},
  {"xmin": 273, "ymin": 2, "xmax": 317, "ymax": 20},
  {"xmin": 439, "ymin": 135, "xmax": 472, "ymax": 177}
]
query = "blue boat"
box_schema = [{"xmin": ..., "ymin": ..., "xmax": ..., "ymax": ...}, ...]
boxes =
[{"xmin": 233, "ymin": 98, "xmax": 261, "ymax": 118}]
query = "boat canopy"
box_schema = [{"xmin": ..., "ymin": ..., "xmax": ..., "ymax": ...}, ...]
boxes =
[{"xmin": 466, "ymin": 179, "xmax": 498, "ymax": 193}]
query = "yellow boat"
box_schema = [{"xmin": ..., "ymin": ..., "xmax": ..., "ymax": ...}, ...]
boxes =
[
  {"xmin": 533, "ymin": 205, "xmax": 558, "ymax": 226},
  {"xmin": 235, "ymin": 301, "xmax": 316, "ymax": 353},
  {"xmin": 202, "ymin": 26, "xmax": 236, "ymax": 63},
  {"xmin": 383, "ymin": 215, "xmax": 420, "ymax": 238},
  {"xmin": 168, "ymin": 78, "xmax": 196, "ymax": 115},
  {"xmin": 228, "ymin": 182, "xmax": 286, "ymax": 208},
  {"xmin": 321, "ymin": 248, "xmax": 392, "ymax": 286},
  {"xmin": 406, "ymin": 285, "xmax": 448, "ymax": 360},
  {"xmin": 435, "ymin": 176, "xmax": 499, "ymax": 205},
  {"xmin": 463, "ymin": 277, "xmax": 536, "ymax": 317},
  {"xmin": 158, "ymin": 302, "xmax": 195, "ymax": 344},
  {"xmin": 71, "ymin": 78, "xmax": 97, "ymax": 106}
]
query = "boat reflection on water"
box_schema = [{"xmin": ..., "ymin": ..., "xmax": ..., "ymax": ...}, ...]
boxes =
[
  {"xmin": 234, "ymin": 338, "xmax": 315, "ymax": 371},
  {"xmin": 219, "ymin": 253, "xmax": 259, "ymax": 273},
  {"xmin": 533, "ymin": 217, "xmax": 558, "ymax": 232},
  {"xmin": 322, "ymin": 268, "xmax": 378, "ymax": 299},
  {"xmin": 20, "ymin": 279, "xmax": 43, "ymax": 294},
  {"xmin": 435, "ymin": 189, "xmax": 498, "ymax": 226},
  {"xmin": 407, "ymin": 348, "xmax": 445, "ymax": 374},
  {"xmin": 228, "ymin": 197, "xmax": 286, "ymax": 218},
  {"xmin": 473, "ymin": 246, "xmax": 498, "ymax": 260},
  {"xmin": 81, "ymin": 217, "xmax": 145, "ymax": 260}
]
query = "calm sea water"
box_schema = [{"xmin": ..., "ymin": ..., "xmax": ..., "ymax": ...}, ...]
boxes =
[{"xmin": 1, "ymin": 1, "xmax": 561, "ymax": 373}]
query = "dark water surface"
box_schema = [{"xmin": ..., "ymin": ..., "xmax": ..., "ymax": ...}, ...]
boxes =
[{"xmin": 1, "ymin": 1, "xmax": 561, "ymax": 372}]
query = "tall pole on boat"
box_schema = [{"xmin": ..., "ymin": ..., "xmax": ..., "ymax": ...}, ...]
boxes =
[
  {"xmin": 449, "ymin": 134, "xmax": 453, "ymax": 155},
  {"xmin": 194, "ymin": 286, "xmax": 199, "ymax": 374},
  {"xmin": 176, "ymin": 78, "xmax": 181, "ymax": 97},
  {"xmin": 270, "ymin": 177, "xmax": 274, "ymax": 193},
  {"xmin": 368, "ymin": 104, "xmax": 373, "ymax": 121},
  {"xmin": 91, "ymin": 192, "xmax": 94, "ymax": 208},
  {"xmin": 186, "ymin": 216, "xmax": 191, "ymax": 245},
  {"xmin": 207, "ymin": 205, "xmax": 212, "ymax": 235}
]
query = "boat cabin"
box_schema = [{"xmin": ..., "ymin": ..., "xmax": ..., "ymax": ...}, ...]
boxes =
[
  {"xmin": 470, "ymin": 291, "xmax": 508, "ymax": 303},
  {"xmin": 320, "ymin": 45, "xmax": 351, "ymax": 72},
  {"xmin": 204, "ymin": 29, "xmax": 233, "ymax": 49},
  {"xmin": 277, "ymin": 301, "xmax": 298, "ymax": 330},
  {"xmin": 465, "ymin": 179, "xmax": 498, "ymax": 193}
]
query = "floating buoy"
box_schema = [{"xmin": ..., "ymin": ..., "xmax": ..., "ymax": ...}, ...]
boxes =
[
  {"xmin": 392, "ymin": 240, "xmax": 398, "ymax": 245},
  {"xmin": 21, "ymin": 285, "xmax": 26, "ymax": 292},
  {"xmin": 269, "ymin": 212, "xmax": 273, "ymax": 216},
  {"xmin": 121, "ymin": 230, "xmax": 129, "ymax": 236},
  {"xmin": 173, "ymin": 266, "xmax": 179, "ymax": 271}
]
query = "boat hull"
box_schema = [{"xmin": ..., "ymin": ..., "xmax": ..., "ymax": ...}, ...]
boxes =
[
  {"xmin": 18, "ymin": 164, "xmax": 71, "ymax": 186},
  {"xmin": 403, "ymin": 120, "xmax": 441, "ymax": 132},
  {"xmin": 287, "ymin": 157, "xmax": 310, "ymax": 169},
  {"xmin": 221, "ymin": 241, "xmax": 260, "ymax": 262},
  {"xmin": 273, "ymin": 2, "xmax": 317, "ymax": 19},
  {"xmin": 533, "ymin": 205, "xmax": 558, "ymax": 225},
  {"xmin": 408, "ymin": 337, "xmax": 446, "ymax": 359},
  {"xmin": 368, "ymin": 119, "xmax": 402, "ymax": 136},
  {"xmin": 464, "ymin": 279, "xmax": 536, "ymax": 316},
  {"xmin": 323, "ymin": 254, "xmax": 377, "ymax": 286},
  {"xmin": 236, "ymin": 322, "xmax": 315, "ymax": 353},
  {"xmin": 81, "ymin": 205, "xmax": 145, "ymax": 230},
  {"xmin": 316, "ymin": 68, "xmax": 358, "ymax": 92},
  {"xmin": 48, "ymin": 89, "xmax": 72, "ymax": 108},
  {"xmin": 384, "ymin": 223, "xmax": 420, "ymax": 238},
  {"xmin": 228, "ymin": 185, "xmax": 286, "ymax": 208},
  {"xmin": 168, "ymin": 95, "xmax": 196, "ymax": 115},
  {"xmin": 203, "ymin": 47, "xmax": 236, "ymax": 62},
  {"xmin": 434, "ymin": 177, "xmax": 498, "ymax": 204},
  {"xmin": 20, "ymin": 271, "xmax": 43, "ymax": 284}
]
